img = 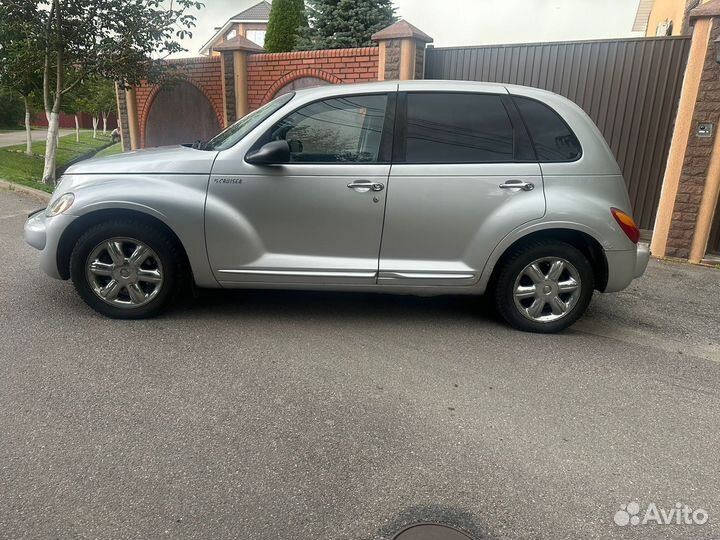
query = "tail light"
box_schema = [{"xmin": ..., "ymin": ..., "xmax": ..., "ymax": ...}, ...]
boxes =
[{"xmin": 611, "ymin": 207, "xmax": 640, "ymax": 244}]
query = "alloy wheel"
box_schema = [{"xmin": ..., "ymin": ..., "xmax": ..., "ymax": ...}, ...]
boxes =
[
  {"xmin": 85, "ymin": 237, "xmax": 164, "ymax": 309},
  {"xmin": 512, "ymin": 256, "xmax": 581, "ymax": 323}
]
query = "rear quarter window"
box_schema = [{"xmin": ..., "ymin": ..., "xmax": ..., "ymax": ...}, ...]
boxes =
[{"xmin": 513, "ymin": 96, "xmax": 582, "ymax": 162}]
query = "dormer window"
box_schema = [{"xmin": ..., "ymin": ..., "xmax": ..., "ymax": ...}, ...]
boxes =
[
  {"xmin": 199, "ymin": 0, "xmax": 271, "ymax": 56},
  {"xmin": 247, "ymin": 30, "xmax": 266, "ymax": 46}
]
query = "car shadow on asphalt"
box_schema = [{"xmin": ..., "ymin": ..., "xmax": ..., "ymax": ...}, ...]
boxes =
[{"xmin": 172, "ymin": 287, "xmax": 504, "ymax": 326}]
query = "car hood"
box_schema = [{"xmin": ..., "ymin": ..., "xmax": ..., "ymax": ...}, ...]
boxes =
[{"xmin": 65, "ymin": 145, "xmax": 219, "ymax": 175}]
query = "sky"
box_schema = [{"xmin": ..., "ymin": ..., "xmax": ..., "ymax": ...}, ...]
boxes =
[{"xmin": 173, "ymin": 0, "xmax": 643, "ymax": 58}]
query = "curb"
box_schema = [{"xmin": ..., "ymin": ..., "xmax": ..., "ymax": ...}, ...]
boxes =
[{"xmin": 0, "ymin": 180, "xmax": 51, "ymax": 203}]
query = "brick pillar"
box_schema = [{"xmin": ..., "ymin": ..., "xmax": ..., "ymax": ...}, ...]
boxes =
[
  {"xmin": 114, "ymin": 82, "xmax": 131, "ymax": 152},
  {"xmin": 214, "ymin": 36, "xmax": 264, "ymax": 123},
  {"xmin": 124, "ymin": 86, "xmax": 141, "ymax": 151},
  {"xmin": 372, "ymin": 20, "xmax": 433, "ymax": 81},
  {"xmin": 220, "ymin": 51, "xmax": 235, "ymax": 125},
  {"xmin": 652, "ymin": 0, "xmax": 720, "ymax": 262}
]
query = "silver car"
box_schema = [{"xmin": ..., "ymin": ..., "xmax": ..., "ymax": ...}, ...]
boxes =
[{"xmin": 25, "ymin": 80, "xmax": 649, "ymax": 332}]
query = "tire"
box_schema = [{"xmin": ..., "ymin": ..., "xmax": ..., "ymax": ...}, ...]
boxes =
[
  {"xmin": 70, "ymin": 219, "xmax": 182, "ymax": 319},
  {"xmin": 493, "ymin": 240, "xmax": 594, "ymax": 333}
]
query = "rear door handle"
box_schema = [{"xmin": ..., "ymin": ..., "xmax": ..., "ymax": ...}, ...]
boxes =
[
  {"xmin": 499, "ymin": 180, "xmax": 535, "ymax": 191},
  {"xmin": 347, "ymin": 181, "xmax": 384, "ymax": 192}
]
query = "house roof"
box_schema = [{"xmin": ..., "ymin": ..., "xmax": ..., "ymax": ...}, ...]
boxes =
[
  {"xmin": 689, "ymin": 0, "xmax": 720, "ymax": 21},
  {"xmin": 199, "ymin": 1, "xmax": 271, "ymax": 56},
  {"xmin": 213, "ymin": 35, "xmax": 265, "ymax": 53},
  {"xmin": 231, "ymin": 0, "xmax": 271, "ymax": 21},
  {"xmin": 371, "ymin": 20, "xmax": 433, "ymax": 43}
]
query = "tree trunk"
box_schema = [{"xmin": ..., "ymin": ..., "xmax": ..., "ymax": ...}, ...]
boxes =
[
  {"xmin": 41, "ymin": 0, "xmax": 62, "ymax": 185},
  {"xmin": 23, "ymin": 96, "xmax": 32, "ymax": 156},
  {"xmin": 102, "ymin": 113, "xmax": 108, "ymax": 134},
  {"xmin": 75, "ymin": 114, "xmax": 80, "ymax": 142},
  {"xmin": 42, "ymin": 111, "xmax": 60, "ymax": 184},
  {"xmin": 92, "ymin": 115, "xmax": 98, "ymax": 138}
]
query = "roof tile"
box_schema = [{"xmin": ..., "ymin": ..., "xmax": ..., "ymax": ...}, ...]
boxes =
[{"xmin": 232, "ymin": 0, "xmax": 271, "ymax": 21}]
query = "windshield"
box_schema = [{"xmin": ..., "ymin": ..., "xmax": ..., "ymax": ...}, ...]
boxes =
[{"xmin": 204, "ymin": 92, "xmax": 295, "ymax": 151}]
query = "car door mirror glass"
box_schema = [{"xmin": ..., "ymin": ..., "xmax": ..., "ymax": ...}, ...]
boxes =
[{"xmin": 246, "ymin": 140, "xmax": 291, "ymax": 165}]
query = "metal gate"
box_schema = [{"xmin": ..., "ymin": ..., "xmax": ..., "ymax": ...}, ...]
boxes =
[
  {"xmin": 425, "ymin": 37, "xmax": 692, "ymax": 230},
  {"xmin": 144, "ymin": 81, "xmax": 221, "ymax": 148}
]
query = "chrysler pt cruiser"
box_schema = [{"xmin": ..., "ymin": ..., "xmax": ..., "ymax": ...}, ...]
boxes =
[{"xmin": 25, "ymin": 80, "xmax": 649, "ymax": 332}]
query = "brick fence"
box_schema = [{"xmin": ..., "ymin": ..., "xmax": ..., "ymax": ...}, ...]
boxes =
[
  {"xmin": 122, "ymin": 20, "xmax": 430, "ymax": 150},
  {"xmin": 130, "ymin": 48, "xmax": 380, "ymax": 147},
  {"xmin": 247, "ymin": 48, "xmax": 379, "ymax": 110}
]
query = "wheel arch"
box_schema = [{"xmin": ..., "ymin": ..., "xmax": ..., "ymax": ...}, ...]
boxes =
[
  {"xmin": 56, "ymin": 208, "xmax": 193, "ymax": 282},
  {"xmin": 483, "ymin": 227, "xmax": 609, "ymax": 293}
]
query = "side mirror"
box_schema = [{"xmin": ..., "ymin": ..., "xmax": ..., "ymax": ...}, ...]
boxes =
[{"xmin": 246, "ymin": 140, "xmax": 290, "ymax": 165}]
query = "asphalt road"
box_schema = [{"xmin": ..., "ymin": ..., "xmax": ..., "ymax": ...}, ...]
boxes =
[
  {"xmin": 1, "ymin": 189, "xmax": 719, "ymax": 540},
  {"xmin": 0, "ymin": 129, "xmax": 74, "ymax": 148}
]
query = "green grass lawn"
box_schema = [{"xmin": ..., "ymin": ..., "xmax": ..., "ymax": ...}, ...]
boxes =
[
  {"xmin": 94, "ymin": 142, "xmax": 122, "ymax": 158},
  {"xmin": 0, "ymin": 132, "xmax": 116, "ymax": 193}
]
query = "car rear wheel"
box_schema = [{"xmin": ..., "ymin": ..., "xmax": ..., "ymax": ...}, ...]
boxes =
[
  {"xmin": 70, "ymin": 220, "xmax": 182, "ymax": 319},
  {"xmin": 493, "ymin": 241, "xmax": 594, "ymax": 333}
]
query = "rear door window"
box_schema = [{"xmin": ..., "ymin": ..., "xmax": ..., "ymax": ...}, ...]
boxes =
[
  {"xmin": 399, "ymin": 92, "xmax": 516, "ymax": 163},
  {"xmin": 513, "ymin": 96, "xmax": 582, "ymax": 162}
]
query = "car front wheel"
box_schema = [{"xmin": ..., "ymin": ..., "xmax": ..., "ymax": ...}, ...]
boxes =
[
  {"xmin": 70, "ymin": 220, "xmax": 181, "ymax": 319},
  {"xmin": 493, "ymin": 241, "xmax": 594, "ymax": 333}
]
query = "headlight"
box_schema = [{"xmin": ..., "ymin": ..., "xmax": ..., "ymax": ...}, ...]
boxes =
[{"xmin": 46, "ymin": 193, "xmax": 75, "ymax": 217}]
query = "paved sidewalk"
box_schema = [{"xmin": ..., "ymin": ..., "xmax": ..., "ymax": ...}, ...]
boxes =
[{"xmin": 0, "ymin": 128, "xmax": 74, "ymax": 148}]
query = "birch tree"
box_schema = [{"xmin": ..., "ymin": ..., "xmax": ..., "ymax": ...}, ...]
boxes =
[
  {"xmin": 0, "ymin": 4, "xmax": 44, "ymax": 156},
  {"xmin": 61, "ymin": 79, "xmax": 83, "ymax": 143},
  {"xmin": 79, "ymin": 77, "xmax": 116, "ymax": 138},
  {"xmin": 0, "ymin": 0, "xmax": 203, "ymax": 184}
]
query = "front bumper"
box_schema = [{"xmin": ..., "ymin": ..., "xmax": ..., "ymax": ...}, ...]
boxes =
[
  {"xmin": 24, "ymin": 210, "xmax": 76, "ymax": 280},
  {"xmin": 24, "ymin": 208, "xmax": 48, "ymax": 250}
]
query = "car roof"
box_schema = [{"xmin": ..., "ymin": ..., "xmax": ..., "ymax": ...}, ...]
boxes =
[{"xmin": 290, "ymin": 79, "xmax": 514, "ymax": 100}]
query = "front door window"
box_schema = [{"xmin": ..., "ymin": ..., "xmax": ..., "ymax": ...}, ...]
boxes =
[{"xmin": 254, "ymin": 94, "xmax": 389, "ymax": 163}]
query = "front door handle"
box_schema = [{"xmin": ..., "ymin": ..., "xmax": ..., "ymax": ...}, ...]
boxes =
[
  {"xmin": 347, "ymin": 181, "xmax": 384, "ymax": 192},
  {"xmin": 499, "ymin": 180, "xmax": 535, "ymax": 191}
]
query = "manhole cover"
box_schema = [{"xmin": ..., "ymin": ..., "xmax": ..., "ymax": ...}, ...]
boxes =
[{"xmin": 393, "ymin": 523, "xmax": 474, "ymax": 540}]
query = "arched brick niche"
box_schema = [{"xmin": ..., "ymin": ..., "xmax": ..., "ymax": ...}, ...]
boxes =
[
  {"xmin": 247, "ymin": 47, "xmax": 379, "ymax": 110},
  {"xmin": 143, "ymin": 81, "xmax": 221, "ymax": 148},
  {"xmin": 135, "ymin": 57, "xmax": 225, "ymax": 148}
]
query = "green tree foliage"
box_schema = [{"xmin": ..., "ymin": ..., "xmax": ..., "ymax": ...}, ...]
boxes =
[
  {"xmin": 0, "ymin": 0, "xmax": 203, "ymax": 183},
  {"xmin": 265, "ymin": 0, "xmax": 307, "ymax": 53},
  {"xmin": 0, "ymin": 3, "xmax": 44, "ymax": 153},
  {"xmin": 73, "ymin": 77, "xmax": 117, "ymax": 137},
  {"xmin": 297, "ymin": 0, "xmax": 396, "ymax": 50},
  {"xmin": 59, "ymin": 74, "xmax": 85, "ymax": 142},
  {"xmin": 0, "ymin": 87, "xmax": 24, "ymax": 127}
]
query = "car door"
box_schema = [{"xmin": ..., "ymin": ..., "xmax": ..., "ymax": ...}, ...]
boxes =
[
  {"xmin": 205, "ymin": 91, "xmax": 396, "ymax": 285},
  {"xmin": 378, "ymin": 86, "xmax": 546, "ymax": 287}
]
